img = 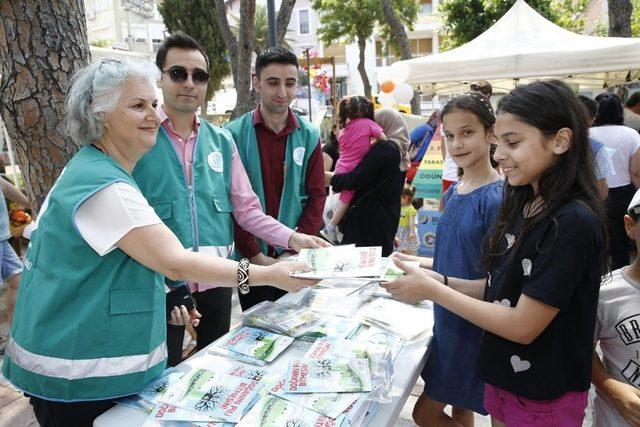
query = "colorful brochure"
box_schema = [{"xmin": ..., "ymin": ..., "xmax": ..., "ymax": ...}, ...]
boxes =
[
  {"xmin": 114, "ymin": 367, "xmax": 185, "ymax": 414},
  {"xmin": 243, "ymin": 301, "xmax": 322, "ymax": 337},
  {"xmin": 348, "ymin": 323, "xmax": 405, "ymax": 360},
  {"xmin": 237, "ymin": 394, "xmax": 344, "ymax": 427},
  {"xmin": 379, "ymin": 258, "xmax": 421, "ymax": 281},
  {"xmin": 284, "ymin": 359, "xmax": 372, "ymax": 394},
  {"xmin": 297, "ymin": 316, "xmax": 361, "ymax": 345},
  {"xmin": 153, "ymin": 367, "xmax": 263, "ymax": 423},
  {"xmin": 293, "ymin": 246, "xmax": 382, "ymax": 279},
  {"xmin": 214, "ymin": 326, "xmax": 294, "ymax": 366},
  {"xmin": 304, "ymin": 338, "xmax": 390, "ymax": 373},
  {"xmin": 268, "ymin": 378, "xmax": 361, "ymax": 419},
  {"xmin": 298, "ymin": 287, "xmax": 370, "ymax": 317}
]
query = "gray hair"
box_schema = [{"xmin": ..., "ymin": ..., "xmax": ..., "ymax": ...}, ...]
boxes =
[{"xmin": 65, "ymin": 59, "xmax": 160, "ymax": 145}]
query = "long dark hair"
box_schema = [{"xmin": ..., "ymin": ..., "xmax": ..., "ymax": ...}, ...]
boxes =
[
  {"xmin": 483, "ymin": 80, "xmax": 608, "ymax": 272},
  {"xmin": 594, "ymin": 93, "xmax": 624, "ymax": 126},
  {"xmin": 338, "ymin": 96, "xmax": 374, "ymax": 129}
]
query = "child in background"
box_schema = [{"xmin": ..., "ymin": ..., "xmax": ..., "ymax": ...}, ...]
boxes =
[
  {"xmin": 320, "ymin": 96, "xmax": 385, "ymax": 243},
  {"xmin": 395, "ymin": 92, "xmax": 502, "ymax": 426},
  {"xmin": 396, "ymin": 186, "xmax": 419, "ymax": 255},
  {"xmin": 592, "ymin": 188, "xmax": 640, "ymax": 427},
  {"xmin": 385, "ymin": 80, "xmax": 608, "ymax": 426}
]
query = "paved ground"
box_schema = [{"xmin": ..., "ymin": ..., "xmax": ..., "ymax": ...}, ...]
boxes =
[{"xmin": 0, "ymin": 288, "xmax": 595, "ymax": 426}]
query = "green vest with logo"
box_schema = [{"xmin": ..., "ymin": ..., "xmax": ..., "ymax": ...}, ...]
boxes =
[
  {"xmin": 225, "ymin": 111, "xmax": 319, "ymax": 256},
  {"xmin": 3, "ymin": 146, "xmax": 166, "ymax": 402},
  {"xmin": 132, "ymin": 121, "xmax": 234, "ymax": 268}
]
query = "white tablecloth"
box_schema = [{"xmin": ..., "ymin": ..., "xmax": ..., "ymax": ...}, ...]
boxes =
[{"xmin": 94, "ymin": 292, "xmax": 433, "ymax": 427}]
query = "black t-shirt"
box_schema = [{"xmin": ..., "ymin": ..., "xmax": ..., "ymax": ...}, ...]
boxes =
[
  {"xmin": 476, "ymin": 200, "xmax": 604, "ymax": 400},
  {"xmin": 322, "ymin": 143, "xmax": 339, "ymax": 172}
]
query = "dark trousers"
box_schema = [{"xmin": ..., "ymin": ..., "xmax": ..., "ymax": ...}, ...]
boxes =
[
  {"xmin": 28, "ymin": 395, "xmax": 114, "ymax": 427},
  {"xmin": 238, "ymin": 285, "xmax": 287, "ymax": 312},
  {"xmin": 166, "ymin": 287, "xmax": 232, "ymax": 366},
  {"xmin": 607, "ymin": 184, "xmax": 636, "ymax": 270}
]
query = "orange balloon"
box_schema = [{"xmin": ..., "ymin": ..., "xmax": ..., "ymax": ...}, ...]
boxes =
[{"xmin": 381, "ymin": 80, "xmax": 396, "ymax": 93}]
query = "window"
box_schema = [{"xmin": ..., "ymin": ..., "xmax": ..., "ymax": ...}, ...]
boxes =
[
  {"xmin": 410, "ymin": 38, "xmax": 433, "ymax": 57},
  {"xmin": 299, "ymin": 10, "xmax": 310, "ymax": 34},
  {"xmin": 323, "ymin": 43, "xmax": 346, "ymax": 64},
  {"xmin": 420, "ymin": 0, "xmax": 432, "ymax": 15}
]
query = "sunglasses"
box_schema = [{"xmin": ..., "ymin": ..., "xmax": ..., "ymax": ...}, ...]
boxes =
[{"xmin": 163, "ymin": 66, "xmax": 210, "ymax": 85}]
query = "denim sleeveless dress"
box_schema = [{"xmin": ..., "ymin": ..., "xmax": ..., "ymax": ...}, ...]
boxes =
[{"xmin": 421, "ymin": 180, "xmax": 503, "ymax": 414}]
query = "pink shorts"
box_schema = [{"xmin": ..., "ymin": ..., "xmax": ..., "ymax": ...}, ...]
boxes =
[{"xmin": 483, "ymin": 384, "xmax": 588, "ymax": 427}]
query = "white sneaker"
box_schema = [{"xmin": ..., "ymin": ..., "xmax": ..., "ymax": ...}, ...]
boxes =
[{"xmin": 320, "ymin": 227, "xmax": 338, "ymax": 244}]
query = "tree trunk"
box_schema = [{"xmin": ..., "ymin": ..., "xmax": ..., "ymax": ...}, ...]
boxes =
[
  {"xmin": 214, "ymin": 0, "xmax": 239, "ymax": 90},
  {"xmin": 233, "ymin": 0, "xmax": 256, "ymax": 118},
  {"xmin": 214, "ymin": 0, "xmax": 256, "ymax": 119},
  {"xmin": 276, "ymin": 0, "xmax": 296, "ymax": 46},
  {"xmin": 608, "ymin": 0, "xmax": 632, "ymax": 37},
  {"xmin": 357, "ymin": 33, "xmax": 372, "ymax": 99},
  {"xmin": 0, "ymin": 1, "xmax": 90, "ymax": 209},
  {"xmin": 378, "ymin": 0, "xmax": 420, "ymax": 115}
]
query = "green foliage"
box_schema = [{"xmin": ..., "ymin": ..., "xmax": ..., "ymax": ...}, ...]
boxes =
[
  {"xmin": 230, "ymin": 5, "xmax": 294, "ymax": 55},
  {"xmin": 312, "ymin": 0, "xmax": 378, "ymax": 46},
  {"xmin": 632, "ymin": 0, "xmax": 640, "ymax": 36},
  {"xmin": 377, "ymin": 0, "xmax": 421, "ymax": 56},
  {"xmin": 89, "ymin": 39, "xmax": 111, "ymax": 48},
  {"xmin": 158, "ymin": 0, "xmax": 230, "ymax": 99},
  {"xmin": 313, "ymin": 0, "xmax": 420, "ymax": 48},
  {"xmin": 439, "ymin": 0, "xmax": 589, "ymax": 50}
]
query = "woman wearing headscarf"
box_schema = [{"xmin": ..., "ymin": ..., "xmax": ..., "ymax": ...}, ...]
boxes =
[{"xmin": 327, "ymin": 108, "xmax": 408, "ymax": 255}]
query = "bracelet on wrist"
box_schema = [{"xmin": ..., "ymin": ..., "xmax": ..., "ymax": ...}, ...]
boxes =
[
  {"xmin": 443, "ymin": 275, "xmax": 448, "ymax": 287},
  {"xmin": 238, "ymin": 258, "xmax": 250, "ymax": 294}
]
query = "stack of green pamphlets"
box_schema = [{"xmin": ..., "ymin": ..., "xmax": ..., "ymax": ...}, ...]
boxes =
[
  {"xmin": 213, "ymin": 326, "xmax": 294, "ymax": 366},
  {"xmin": 283, "ymin": 359, "xmax": 372, "ymax": 394},
  {"xmin": 237, "ymin": 394, "xmax": 345, "ymax": 426},
  {"xmin": 243, "ymin": 301, "xmax": 322, "ymax": 337}
]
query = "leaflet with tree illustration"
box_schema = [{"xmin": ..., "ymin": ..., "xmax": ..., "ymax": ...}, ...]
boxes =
[
  {"xmin": 214, "ymin": 326, "xmax": 294, "ymax": 366},
  {"xmin": 292, "ymin": 246, "xmax": 382, "ymax": 279},
  {"xmin": 152, "ymin": 367, "xmax": 264, "ymax": 423},
  {"xmin": 268, "ymin": 378, "xmax": 362, "ymax": 419},
  {"xmin": 284, "ymin": 359, "xmax": 372, "ymax": 394},
  {"xmin": 237, "ymin": 394, "xmax": 344, "ymax": 427}
]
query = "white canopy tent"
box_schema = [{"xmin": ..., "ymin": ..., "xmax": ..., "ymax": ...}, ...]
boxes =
[{"xmin": 399, "ymin": 0, "xmax": 640, "ymax": 95}]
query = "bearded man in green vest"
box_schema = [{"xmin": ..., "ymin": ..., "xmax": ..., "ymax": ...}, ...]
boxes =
[{"xmin": 132, "ymin": 33, "xmax": 327, "ymax": 364}]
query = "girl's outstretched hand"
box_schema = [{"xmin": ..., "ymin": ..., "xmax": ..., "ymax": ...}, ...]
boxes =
[{"xmin": 381, "ymin": 258, "xmax": 440, "ymax": 304}]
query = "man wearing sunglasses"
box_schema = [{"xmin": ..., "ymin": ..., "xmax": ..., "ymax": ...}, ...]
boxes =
[
  {"xmin": 225, "ymin": 47, "xmax": 326, "ymax": 311},
  {"xmin": 132, "ymin": 33, "xmax": 327, "ymax": 365}
]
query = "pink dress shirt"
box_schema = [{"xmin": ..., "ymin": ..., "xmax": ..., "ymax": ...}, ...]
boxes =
[{"xmin": 158, "ymin": 107, "xmax": 293, "ymax": 291}]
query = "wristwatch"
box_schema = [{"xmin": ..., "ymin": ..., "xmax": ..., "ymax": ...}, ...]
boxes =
[{"xmin": 238, "ymin": 257, "xmax": 250, "ymax": 294}]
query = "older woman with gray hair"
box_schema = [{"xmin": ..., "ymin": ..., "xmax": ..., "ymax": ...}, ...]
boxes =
[{"xmin": 2, "ymin": 59, "xmax": 316, "ymax": 426}]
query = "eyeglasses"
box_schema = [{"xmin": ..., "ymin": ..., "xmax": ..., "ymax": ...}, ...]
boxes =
[{"xmin": 163, "ymin": 66, "xmax": 210, "ymax": 85}]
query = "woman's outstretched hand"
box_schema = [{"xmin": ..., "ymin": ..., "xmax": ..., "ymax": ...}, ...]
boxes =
[{"xmin": 263, "ymin": 261, "xmax": 319, "ymax": 293}]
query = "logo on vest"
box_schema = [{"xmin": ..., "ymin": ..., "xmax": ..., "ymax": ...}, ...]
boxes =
[
  {"xmin": 293, "ymin": 147, "xmax": 305, "ymax": 166},
  {"xmin": 207, "ymin": 152, "xmax": 224, "ymax": 173}
]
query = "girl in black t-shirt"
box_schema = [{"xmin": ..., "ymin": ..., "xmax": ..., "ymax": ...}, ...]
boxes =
[{"xmin": 383, "ymin": 80, "xmax": 608, "ymax": 426}]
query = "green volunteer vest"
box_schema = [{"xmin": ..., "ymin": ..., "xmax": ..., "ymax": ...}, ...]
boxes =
[
  {"xmin": 3, "ymin": 146, "xmax": 166, "ymax": 402},
  {"xmin": 133, "ymin": 120, "xmax": 234, "ymax": 254},
  {"xmin": 225, "ymin": 111, "xmax": 319, "ymax": 256}
]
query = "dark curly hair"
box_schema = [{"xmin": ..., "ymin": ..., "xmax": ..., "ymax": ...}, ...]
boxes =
[{"xmin": 338, "ymin": 96, "xmax": 375, "ymax": 129}]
